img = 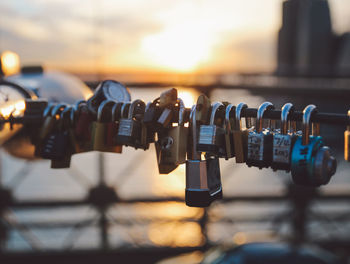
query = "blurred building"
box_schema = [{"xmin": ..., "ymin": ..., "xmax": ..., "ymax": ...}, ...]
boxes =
[{"xmin": 277, "ymin": 0, "xmax": 350, "ymax": 77}]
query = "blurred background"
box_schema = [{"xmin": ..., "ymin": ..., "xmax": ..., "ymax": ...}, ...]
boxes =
[{"xmin": 1, "ymin": 0, "xmax": 350, "ymax": 263}]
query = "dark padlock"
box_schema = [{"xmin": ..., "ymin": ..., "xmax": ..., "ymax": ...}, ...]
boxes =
[
  {"xmin": 41, "ymin": 105, "xmax": 69, "ymax": 160},
  {"xmin": 246, "ymin": 102, "xmax": 274, "ymax": 169},
  {"xmin": 34, "ymin": 103, "xmax": 57, "ymax": 157},
  {"xmin": 87, "ymin": 80, "xmax": 131, "ymax": 115},
  {"xmin": 116, "ymin": 100, "xmax": 146, "ymax": 149},
  {"xmin": 185, "ymin": 106, "xmax": 223, "ymax": 207},
  {"xmin": 224, "ymin": 104, "xmax": 235, "ymax": 160},
  {"xmin": 51, "ymin": 106, "xmax": 73, "ymax": 169}
]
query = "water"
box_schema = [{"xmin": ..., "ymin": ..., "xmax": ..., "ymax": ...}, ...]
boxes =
[{"xmin": 1, "ymin": 87, "xmax": 349, "ymax": 251}]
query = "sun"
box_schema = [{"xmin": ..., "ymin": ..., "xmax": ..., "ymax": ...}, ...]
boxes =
[{"xmin": 141, "ymin": 23, "xmax": 214, "ymax": 72}]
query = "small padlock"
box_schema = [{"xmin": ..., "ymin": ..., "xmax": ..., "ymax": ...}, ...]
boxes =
[
  {"xmin": 344, "ymin": 110, "xmax": 350, "ymax": 161},
  {"xmin": 51, "ymin": 107, "xmax": 74, "ymax": 169},
  {"xmin": 34, "ymin": 103, "xmax": 57, "ymax": 157},
  {"xmin": 246, "ymin": 102, "xmax": 274, "ymax": 169},
  {"xmin": 91, "ymin": 100, "xmax": 122, "ymax": 153},
  {"xmin": 195, "ymin": 94, "xmax": 211, "ymax": 123},
  {"xmin": 291, "ymin": 105, "xmax": 336, "ymax": 187},
  {"xmin": 185, "ymin": 106, "xmax": 223, "ymax": 207},
  {"xmin": 41, "ymin": 105, "xmax": 69, "ymax": 160},
  {"xmin": 232, "ymin": 103, "xmax": 252, "ymax": 163},
  {"xmin": 116, "ymin": 100, "xmax": 146, "ymax": 149},
  {"xmin": 271, "ymin": 103, "xmax": 299, "ymax": 172},
  {"xmin": 156, "ymin": 98, "xmax": 188, "ymax": 174},
  {"xmin": 197, "ymin": 102, "xmax": 226, "ymax": 157},
  {"xmin": 224, "ymin": 104, "xmax": 235, "ymax": 160},
  {"xmin": 143, "ymin": 99, "xmax": 161, "ymax": 143},
  {"xmin": 74, "ymin": 101, "xmax": 93, "ymax": 143}
]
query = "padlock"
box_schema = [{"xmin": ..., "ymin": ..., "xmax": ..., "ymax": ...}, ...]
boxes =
[
  {"xmin": 195, "ymin": 94, "xmax": 211, "ymax": 123},
  {"xmin": 197, "ymin": 102, "xmax": 226, "ymax": 157},
  {"xmin": 159, "ymin": 88, "xmax": 177, "ymax": 108},
  {"xmin": 224, "ymin": 104, "xmax": 235, "ymax": 160},
  {"xmin": 144, "ymin": 98, "xmax": 160, "ymax": 124},
  {"xmin": 35, "ymin": 104, "xmax": 67, "ymax": 157},
  {"xmin": 185, "ymin": 106, "xmax": 223, "ymax": 207},
  {"xmin": 51, "ymin": 107, "xmax": 75, "ymax": 169},
  {"xmin": 91, "ymin": 100, "xmax": 122, "ymax": 153},
  {"xmin": 344, "ymin": 110, "xmax": 350, "ymax": 161},
  {"xmin": 232, "ymin": 103, "xmax": 252, "ymax": 163},
  {"xmin": 143, "ymin": 99, "xmax": 161, "ymax": 143},
  {"xmin": 74, "ymin": 101, "xmax": 93, "ymax": 143},
  {"xmin": 271, "ymin": 103, "xmax": 299, "ymax": 172},
  {"xmin": 291, "ymin": 105, "xmax": 336, "ymax": 187},
  {"xmin": 246, "ymin": 102, "xmax": 275, "ymax": 169},
  {"xmin": 41, "ymin": 105, "xmax": 69, "ymax": 160},
  {"xmin": 116, "ymin": 100, "xmax": 146, "ymax": 149},
  {"xmin": 156, "ymin": 98, "xmax": 188, "ymax": 174},
  {"xmin": 34, "ymin": 103, "xmax": 57, "ymax": 156}
]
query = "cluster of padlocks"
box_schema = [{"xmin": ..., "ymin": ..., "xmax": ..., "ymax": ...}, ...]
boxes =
[{"xmin": 28, "ymin": 80, "xmax": 340, "ymax": 207}]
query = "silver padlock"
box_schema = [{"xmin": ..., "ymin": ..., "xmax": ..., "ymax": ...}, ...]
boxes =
[
  {"xmin": 197, "ymin": 102, "xmax": 226, "ymax": 157},
  {"xmin": 271, "ymin": 103, "xmax": 298, "ymax": 172},
  {"xmin": 246, "ymin": 102, "xmax": 274, "ymax": 169}
]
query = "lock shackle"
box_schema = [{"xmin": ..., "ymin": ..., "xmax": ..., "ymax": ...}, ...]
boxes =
[
  {"xmin": 120, "ymin": 102, "xmax": 130, "ymax": 118},
  {"xmin": 43, "ymin": 103, "xmax": 57, "ymax": 118},
  {"xmin": 61, "ymin": 106, "xmax": 74, "ymax": 127},
  {"xmin": 225, "ymin": 104, "xmax": 235, "ymax": 132},
  {"xmin": 111, "ymin": 102, "xmax": 123, "ymax": 122},
  {"xmin": 51, "ymin": 103, "xmax": 68, "ymax": 117},
  {"xmin": 128, "ymin": 99, "xmax": 145, "ymax": 119},
  {"xmin": 234, "ymin": 103, "xmax": 250, "ymax": 131},
  {"xmin": 152, "ymin": 97, "xmax": 160, "ymax": 105},
  {"xmin": 97, "ymin": 100, "xmax": 117, "ymax": 122},
  {"xmin": 302, "ymin": 104, "xmax": 319, "ymax": 145},
  {"xmin": 190, "ymin": 105, "xmax": 200, "ymax": 160},
  {"xmin": 256, "ymin": 102, "xmax": 274, "ymax": 133},
  {"xmin": 209, "ymin": 102, "xmax": 224, "ymax": 126},
  {"xmin": 70, "ymin": 100, "xmax": 86, "ymax": 123},
  {"xmin": 281, "ymin": 103, "xmax": 295, "ymax": 135},
  {"xmin": 177, "ymin": 98, "xmax": 185, "ymax": 125}
]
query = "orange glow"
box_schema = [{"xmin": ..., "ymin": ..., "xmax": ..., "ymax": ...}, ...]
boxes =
[
  {"xmin": 178, "ymin": 90, "xmax": 196, "ymax": 108},
  {"xmin": 148, "ymin": 221, "xmax": 203, "ymax": 247},
  {"xmin": 1, "ymin": 51, "xmax": 20, "ymax": 76},
  {"xmin": 0, "ymin": 100, "xmax": 26, "ymax": 118},
  {"xmin": 233, "ymin": 232, "xmax": 247, "ymax": 245},
  {"xmin": 141, "ymin": 23, "xmax": 215, "ymax": 72}
]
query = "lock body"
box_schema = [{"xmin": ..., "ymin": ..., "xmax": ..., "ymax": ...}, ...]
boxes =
[
  {"xmin": 197, "ymin": 125, "xmax": 225, "ymax": 155},
  {"xmin": 246, "ymin": 131, "xmax": 273, "ymax": 169},
  {"xmin": 291, "ymin": 135, "xmax": 323, "ymax": 186},
  {"xmin": 185, "ymin": 158, "xmax": 222, "ymax": 207},
  {"xmin": 117, "ymin": 118, "xmax": 141, "ymax": 146},
  {"xmin": 157, "ymin": 125, "xmax": 188, "ymax": 174},
  {"xmin": 271, "ymin": 133, "xmax": 298, "ymax": 171}
]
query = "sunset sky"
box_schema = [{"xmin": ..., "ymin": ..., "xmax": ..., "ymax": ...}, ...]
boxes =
[{"xmin": 0, "ymin": 0, "xmax": 349, "ymax": 74}]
